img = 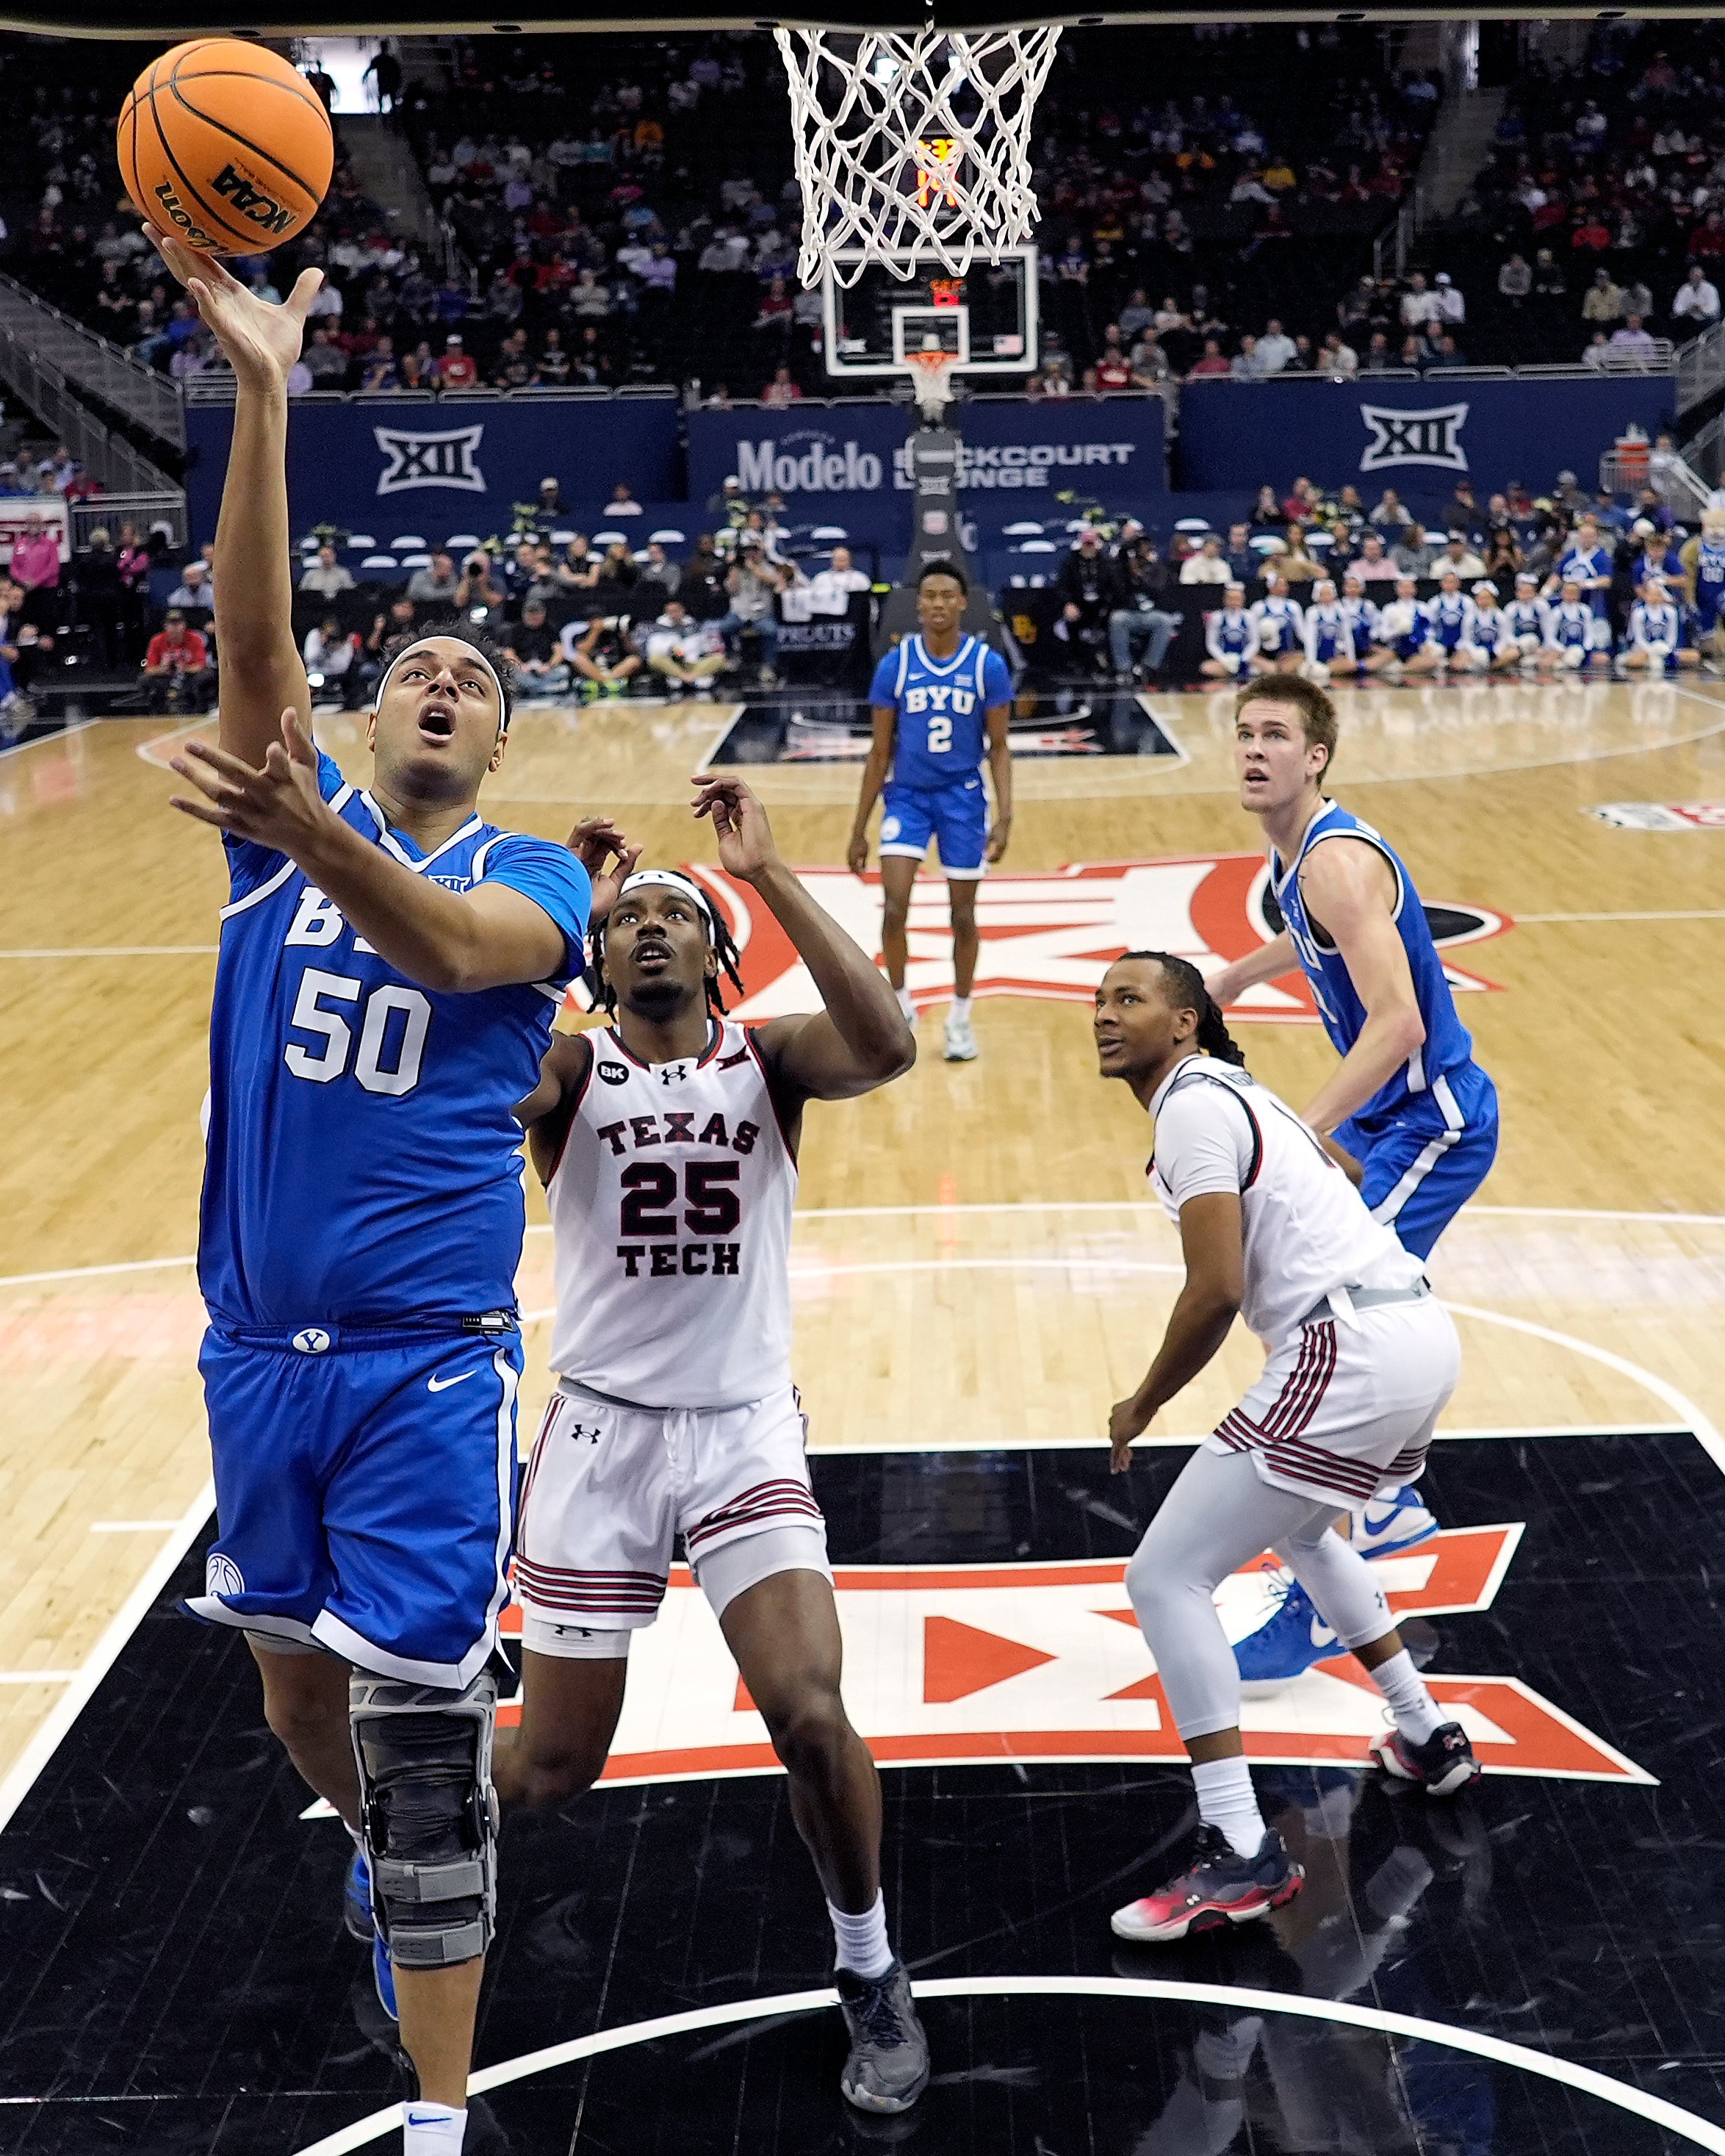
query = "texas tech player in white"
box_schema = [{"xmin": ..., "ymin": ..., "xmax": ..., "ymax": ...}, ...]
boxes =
[
  {"xmin": 500, "ymin": 778, "xmax": 932, "ymax": 2117},
  {"xmin": 543, "ymin": 1017, "xmax": 795, "ymax": 1406},
  {"xmin": 1095, "ymin": 953, "xmax": 1478, "ymax": 1948}
]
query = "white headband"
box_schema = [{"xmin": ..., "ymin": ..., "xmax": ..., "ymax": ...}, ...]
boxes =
[
  {"xmin": 372, "ymin": 638, "xmax": 509, "ymax": 730},
  {"xmin": 616, "ymin": 869, "xmax": 719, "ymax": 935}
]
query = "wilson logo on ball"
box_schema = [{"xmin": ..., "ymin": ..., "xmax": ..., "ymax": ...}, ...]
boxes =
[{"xmin": 150, "ymin": 179, "xmax": 220, "ymax": 253}]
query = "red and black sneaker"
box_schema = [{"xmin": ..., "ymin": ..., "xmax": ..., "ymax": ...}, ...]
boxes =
[
  {"xmin": 1110, "ymin": 1825, "xmax": 1305, "ymax": 1944},
  {"xmin": 1371, "ymin": 1720, "xmax": 1482, "ymax": 1797}
]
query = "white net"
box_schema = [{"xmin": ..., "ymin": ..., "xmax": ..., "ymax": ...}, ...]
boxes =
[
  {"xmin": 907, "ymin": 347, "xmax": 958, "ymax": 420},
  {"xmin": 776, "ymin": 26, "xmax": 1062, "ymax": 289}
]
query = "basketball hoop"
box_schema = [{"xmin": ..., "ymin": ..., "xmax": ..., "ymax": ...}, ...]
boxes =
[
  {"xmin": 775, "ymin": 26, "xmax": 1062, "ymax": 288},
  {"xmin": 907, "ymin": 343, "xmax": 959, "ymax": 422}
]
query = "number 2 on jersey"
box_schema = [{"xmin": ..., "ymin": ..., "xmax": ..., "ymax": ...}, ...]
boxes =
[{"xmin": 926, "ymin": 714, "xmax": 952, "ymax": 755}]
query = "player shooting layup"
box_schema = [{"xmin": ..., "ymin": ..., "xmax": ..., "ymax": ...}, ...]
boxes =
[
  {"xmin": 153, "ymin": 233, "xmax": 607, "ymax": 2156},
  {"xmin": 847, "ymin": 563, "xmax": 1012, "ymax": 1065},
  {"xmin": 1205, "ymin": 677, "xmax": 1499, "ymax": 1686},
  {"xmin": 1098, "ymin": 954, "xmax": 1478, "ymax": 1944},
  {"xmin": 498, "ymin": 775, "xmax": 930, "ymax": 2116}
]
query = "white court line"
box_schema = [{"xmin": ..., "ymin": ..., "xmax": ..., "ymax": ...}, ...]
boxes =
[
  {"xmin": 0, "ymin": 717, "xmax": 98, "ymax": 761},
  {"xmin": 807, "ymin": 1422, "xmax": 1690, "ymax": 1454},
  {"xmin": 1515, "ymin": 910, "xmax": 1725, "ymax": 924},
  {"xmin": 8, "ymin": 1200, "xmax": 1725, "ymax": 1293},
  {"xmin": 0, "ymin": 946, "xmax": 217, "ymax": 959},
  {"xmin": 0, "ymin": 1480, "xmax": 212, "ymax": 1839},
  {"xmin": 286, "ymin": 1974, "xmax": 1725, "ymax": 2156},
  {"xmin": 134, "ymin": 716, "xmax": 214, "ymax": 769}
]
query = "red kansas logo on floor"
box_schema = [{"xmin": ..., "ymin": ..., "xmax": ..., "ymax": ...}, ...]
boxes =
[
  {"xmin": 570, "ymin": 857, "xmax": 1510, "ymax": 1023},
  {"xmin": 497, "ymin": 1526, "xmax": 1651, "ymax": 1789}
]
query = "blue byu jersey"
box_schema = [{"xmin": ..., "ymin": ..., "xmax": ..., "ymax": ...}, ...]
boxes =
[
  {"xmin": 1272, "ymin": 798, "xmax": 1477, "ymax": 1130},
  {"xmin": 201, "ymin": 750, "xmax": 591, "ymax": 1330},
  {"xmin": 871, "ymin": 633, "xmax": 1012, "ymax": 790},
  {"xmin": 1693, "ymin": 537, "xmax": 1725, "ymax": 625}
]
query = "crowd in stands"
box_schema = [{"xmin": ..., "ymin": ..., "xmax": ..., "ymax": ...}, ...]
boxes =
[
  {"xmin": 1048, "ymin": 453, "xmax": 1725, "ymax": 683},
  {"xmin": 13, "ymin": 24, "xmax": 1725, "ymax": 402}
]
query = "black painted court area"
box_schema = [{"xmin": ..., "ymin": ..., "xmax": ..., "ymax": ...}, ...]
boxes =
[
  {"xmin": 707, "ymin": 686, "xmax": 1181, "ymax": 766},
  {"xmin": 3, "ymin": 1433, "xmax": 1724, "ymax": 2155}
]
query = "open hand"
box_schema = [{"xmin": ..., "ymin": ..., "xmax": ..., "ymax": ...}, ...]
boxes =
[
  {"xmin": 170, "ymin": 706, "xmax": 333, "ymax": 851},
  {"xmin": 691, "ymin": 772, "xmax": 779, "ymax": 882},
  {"xmin": 566, "ymin": 815, "xmax": 641, "ymax": 926},
  {"xmin": 145, "ymin": 223, "xmax": 323, "ymax": 396},
  {"xmin": 1109, "ymin": 1396, "xmax": 1153, "ymax": 1474}
]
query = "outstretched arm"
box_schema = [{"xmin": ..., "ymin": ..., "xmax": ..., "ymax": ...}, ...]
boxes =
[
  {"xmin": 1109, "ymin": 1192, "xmax": 1243, "ymax": 1470},
  {"xmin": 148, "ymin": 227, "xmax": 323, "ymax": 766},
  {"xmin": 1296, "ymin": 837, "xmax": 1425, "ymax": 1135},
  {"xmin": 173, "ymin": 716, "xmax": 630, "ymax": 993},
  {"xmin": 693, "ymin": 773, "xmax": 913, "ymax": 1104}
]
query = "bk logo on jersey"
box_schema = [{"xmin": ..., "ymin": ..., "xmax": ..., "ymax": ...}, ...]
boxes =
[{"xmin": 577, "ymin": 855, "xmax": 1509, "ymax": 1022}]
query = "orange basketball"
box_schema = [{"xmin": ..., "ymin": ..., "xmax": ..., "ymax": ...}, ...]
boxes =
[{"xmin": 117, "ymin": 40, "xmax": 333, "ymax": 256}]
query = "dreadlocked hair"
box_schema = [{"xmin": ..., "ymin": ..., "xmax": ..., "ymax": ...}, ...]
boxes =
[
  {"xmin": 1120, "ymin": 949, "xmax": 1247, "ymax": 1068},
  {"xmin": 588, "ymin": 889, "xmax": 746, "ymax": 1018}
]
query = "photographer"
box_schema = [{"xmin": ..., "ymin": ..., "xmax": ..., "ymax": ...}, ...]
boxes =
[{"xmin": 1108, "ymin": 534, "xmax": 1184, "ymax": 681}]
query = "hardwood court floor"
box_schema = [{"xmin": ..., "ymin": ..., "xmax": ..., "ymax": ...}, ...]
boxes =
[{"xmin": 1, "ymin": 683, "xmax": 1724, "ymax": 1803}]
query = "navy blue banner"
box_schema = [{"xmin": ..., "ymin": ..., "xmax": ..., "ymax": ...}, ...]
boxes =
[
  {"xmin": 184, "ymin": 392, "xmax": 683, "ymax": 544},
  {"xmin": 1176, "ymin": 375, "xmax": 1674, "ymax": 499},
  {"xmin": 687, "ymin": 394, "xmax": 1166, "ymax": 512}
]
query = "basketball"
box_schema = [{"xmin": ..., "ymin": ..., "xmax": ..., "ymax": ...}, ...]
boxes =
[{"xmin": 116, "ymin": 39, "xmax": 333, "ymax": 256}]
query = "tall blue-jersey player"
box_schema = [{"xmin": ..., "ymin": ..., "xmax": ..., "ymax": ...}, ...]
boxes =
[
  {"xmin": 152, "ymin": 229, "xmax": 623, "ymax": 2156},
  {"xmin": 849, "ymin": 563, "xmax": 1012, "ymax": 1064},
  {"xmin": 1207, "ymin": 674, "xmax": 1499, "ymax": 1682}
]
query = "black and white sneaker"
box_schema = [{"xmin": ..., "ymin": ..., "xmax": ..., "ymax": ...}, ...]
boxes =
[
  {"xmin": 1371, "ymin": 1720, "xmax": 1482, "ymax": 1796},
  {"xmin": 835, "ymin": 1961, "xmax": 931, "ymax": 2113}
]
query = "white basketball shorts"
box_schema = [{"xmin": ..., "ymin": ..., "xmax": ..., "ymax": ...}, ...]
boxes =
[
  {"xmin": 513, "ymin": 1380, "xmax": 831, "ymax": 1658},
  {"xmin": 1206, "ymin": 1296, "xmax": 1460, "ymax": 1511}
]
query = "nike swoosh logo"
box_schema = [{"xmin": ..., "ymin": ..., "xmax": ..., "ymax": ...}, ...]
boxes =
[
  {"xmin": 428, "ymin": 1370, "xmax": 477, "ymax": 1393},
  {"xmin": 1308, "ymin": 1620, "xmax": 1338, "ymax": 1649}
]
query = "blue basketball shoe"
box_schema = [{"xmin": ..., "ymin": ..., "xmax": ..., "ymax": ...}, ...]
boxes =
[
  {"xmin": 343, "ymin": 1847, "xmax": 375, "ymax": 1942},
  {"xmin": 1347, "ymin": 1486, "xmax": 1439, "ymax": 1559},
  {"xmin": 372, "ymin": 1930, "xmax": 397, "ymax": 2022},
  {"xmin": 1234, "ymin": 1570, "xmax": 1342, "ymax": 1695}
]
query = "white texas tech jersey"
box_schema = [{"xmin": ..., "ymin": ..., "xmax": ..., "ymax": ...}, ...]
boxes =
[
  {"xmin": 546, "ymin": 1018, "xmax": 796, "ymax": 1407},
  {"xmin": 1147, "ymin": 1055, "xmax": 1423, "ymax": 1347}
]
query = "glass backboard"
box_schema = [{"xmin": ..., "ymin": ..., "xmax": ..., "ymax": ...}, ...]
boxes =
[{"xmin": 822, "ymin": 245, "xmax": 1037, "ymax": 379}]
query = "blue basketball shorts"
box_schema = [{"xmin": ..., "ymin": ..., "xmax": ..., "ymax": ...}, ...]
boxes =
[
  {"xmin": 192, "ymin": 1321, "xmax": 522, "ymax": 1688},
  {"xmin": 1336, "ymin": 1061, "xmax": 1499, "ymax": 1264},
  {"xmin": 878, "ymin": 777, "xmax": 988, "ymax": 877}
]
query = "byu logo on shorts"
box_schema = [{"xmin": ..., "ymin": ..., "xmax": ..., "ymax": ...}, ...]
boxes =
[
  {"xmin": 879, "ymin": 816, "xmax": 901, "ymax": 842},
  {"xmin": 291, "ymin": 1326, "xmax": 334, "ymax": 1354},
  {"xmin": 205, "ymin": 1552, "xmax": 245, "ymax": 1599},
  {"xmin": 598, "ymin": 1060, "xmax": 629, "ymax": 1085}
]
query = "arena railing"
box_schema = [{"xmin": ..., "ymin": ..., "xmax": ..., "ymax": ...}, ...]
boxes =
[
  {"xmin": 0, "ymin": 320, "xmax": 181, "ymax": 500},
  {"xmin": 70, "ymin": 491, "xmax": 188, "ymax": 551},
  {"xmin": 1675, "ymin": 317, "xmax": 1725, "ymax": 416},
  {"xmin": 0, "ymin": 273, "xmax": 184, "ymax": 452}
]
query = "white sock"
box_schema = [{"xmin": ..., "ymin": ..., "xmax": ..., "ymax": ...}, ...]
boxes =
[
  {"xmin": 828, "ymin": 1891, "xmax": 894, "ymax": 1980},
  {"xmin": 1371, "ymin": 1648, "xmax": 1447, "ymax": 1744},
  {"xmin": 949, "ymin": 996, "xmax": 973, "ymax": 1022},
  {"xmin": 1191, "ymin": 1756, "xmax": 1267, "ymax": 1858},
  {"xmin": 403, "ymin": 2102, "xmax": 467, "ymax": 2152},
  {"xmin": 894, "ymin": 985, "xmax": 915, "ymax": 1021}
]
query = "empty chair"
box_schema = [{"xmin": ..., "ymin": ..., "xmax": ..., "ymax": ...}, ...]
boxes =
[
  {"xmin": 1174, "ymin": 517, "xmax": 1213, "ymax": 534},
  {"xmin": 809, "ymin": 525, "xmax": 848, "ymax": 541},
  {"xmin": 444, "ymin": 533, "xmax": 480, "ymax": 552},
  {"xmin": 591, "ymin": 529, "xmax": 628, "ymax": 546},
  {"xmin": 360, "ymin": 554, "xmax": 400, "ymax": 572},
  {"xmin": 649, "ymin": 528, "xmax": 686, "ymax": 545},
  {"xmin": 389, "ymin": 534, "xmax": 427, "ymax": 551},
  {"xmin": 398, "ymin": 553, "xmax": 433, "ymax": 569},
  {"xmin": 1003, "ymin": 520, "xmax": 1045, "ymax": 537},
  {"xmin": 346, "ymin": 534, "xmax": 377, "ymax": 551},
  {"xmin": 1015, "ymin": 539, "xmax": 1057, "ymax": 554}
]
